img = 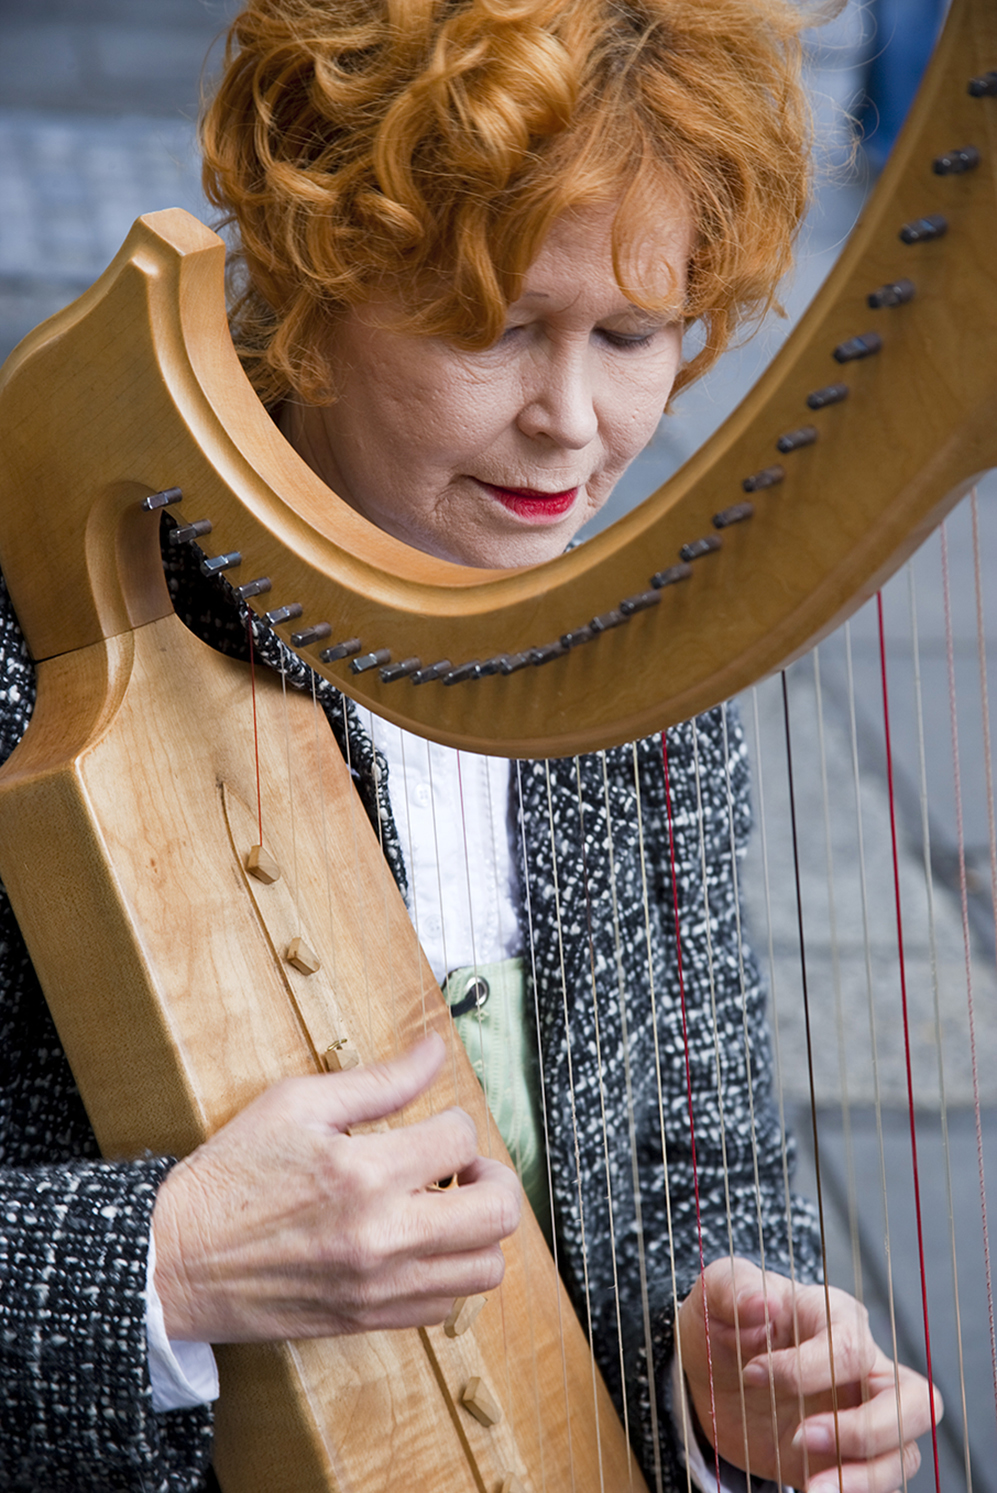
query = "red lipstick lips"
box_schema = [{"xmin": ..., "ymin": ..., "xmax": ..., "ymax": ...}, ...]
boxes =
[{"xmin": 479, "ymin": 482, "xmax": 579, "ymax": 521}]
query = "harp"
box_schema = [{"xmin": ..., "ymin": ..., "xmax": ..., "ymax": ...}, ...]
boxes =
[{"xmin": 0, "ymin": 0, "xmax": 995, "ymax": 1487}]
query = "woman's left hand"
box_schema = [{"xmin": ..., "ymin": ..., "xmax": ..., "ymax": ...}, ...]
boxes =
[{"xmin": 677, "ymin": 1257, "xmax": 942, "ymax": 1492}]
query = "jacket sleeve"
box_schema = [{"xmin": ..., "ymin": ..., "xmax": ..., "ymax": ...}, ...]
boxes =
[
  {"xmin": 0, "ymin": 875, "xmax": 214, "ymax": 1491},
  {"xmin": 0, "ymin": 1156, "xmax": 214, "ymax": 1492}
]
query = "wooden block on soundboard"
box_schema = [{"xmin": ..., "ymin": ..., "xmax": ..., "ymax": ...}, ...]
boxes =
[
  {"xmin": 444, "ymin": 1295, "xmax": 486, "ymax": 1338},
  {"xmin": 246, "ymin": 843, "xmax": 280, "ymax": 884},
  {"xmin": 461, "ymin": 1376, "xmax": 501, "ymax": 1428},
  {"xmin": 323, "ymin": 1040, "xmax": 360, "ymax": 1072},
  {"xmin": 500, "ymin": 1474, "xmax": 526, "ymax": 1493},
  {"xmin": 286, "ymin": 936, "xmax": 320, "ymax": 975}
]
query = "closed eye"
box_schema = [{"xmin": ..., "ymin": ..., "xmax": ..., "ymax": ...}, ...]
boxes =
[{"xmin": 600, "ymin": 329, "xmax": 656, "ymax": 349}]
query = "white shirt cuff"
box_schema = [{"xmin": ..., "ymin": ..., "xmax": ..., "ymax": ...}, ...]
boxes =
[{"xmin": 145, "ymin": 1232, "xmax": 220, "ymax": 1412}]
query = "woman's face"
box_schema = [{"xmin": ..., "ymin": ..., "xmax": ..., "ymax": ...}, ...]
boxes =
[{"xmin": 287, "ymin": 200, "xmax": 693, "ymax": 569}]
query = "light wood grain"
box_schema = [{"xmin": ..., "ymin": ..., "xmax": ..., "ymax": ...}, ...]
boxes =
[{"xmin": 0, "ymin": 614, "xmax": 639, "ymax": 1493}]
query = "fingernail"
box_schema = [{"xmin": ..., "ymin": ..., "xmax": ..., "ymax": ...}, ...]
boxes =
[
  {"xmin": 742, "ymin": 1360, "xmax": 768, "ymax": 1386},
  {"xmin": 800, "ymin": 1420, "xmax": 835, "ymax": 1454}
]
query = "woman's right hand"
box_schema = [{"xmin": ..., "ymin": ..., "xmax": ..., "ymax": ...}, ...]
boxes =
[{"xmin": 151, "ymin": 1032, "xmax": 521, "ymax": 1342}]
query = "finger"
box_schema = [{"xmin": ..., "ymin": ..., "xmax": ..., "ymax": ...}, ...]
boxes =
[
  {"xmin": 798, "ymin": 1365, "xmax": 941, "ymax": 1463},
  {"xmin": 316, "ymin": 1033, "xmax": 449, "ymax": 1132},
  {"xmin": 355, "ymin": 1104, "xmax": 480, "ymax": 1191},
  {"xmin": 408, "ymin": 1159, "xmax": 522, "ymax": 1254},
  {"xmin": 807, "ymin": 1439, "xmax": 921, "ymax": 1493},
  {"xmin": 746, "ymin": 1312, "xmax": 878, "ymax": 1396}
]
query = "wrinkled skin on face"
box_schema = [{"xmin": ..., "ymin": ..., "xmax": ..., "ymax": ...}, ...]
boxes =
[{"xmin": 282, "ymin": 200, "xmax": 693, "ymax": 569}]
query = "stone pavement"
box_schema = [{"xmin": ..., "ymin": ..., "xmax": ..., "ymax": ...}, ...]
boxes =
[{"xmin": 2, "ymin": 3, "xmax": 996, "ymax": 1488}]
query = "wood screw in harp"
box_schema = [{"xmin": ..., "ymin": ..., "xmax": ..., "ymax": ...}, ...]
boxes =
[
  {"xmin": 246, "ymin": 843, "xmax": 280, "ymax": 884},
  {"xmin": 461, "ymin": 1377, "xmax": 502, "ymax": 1428},
  {"xmin": 444, "ymin": 1295, "xmax": 487, "ymax": 1338}
]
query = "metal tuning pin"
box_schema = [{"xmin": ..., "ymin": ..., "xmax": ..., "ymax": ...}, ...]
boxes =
[
  {"xmin": 619, "ymin": 590, "xmax": 661, "ymax": 616},
  {"xmin": 679, "ymin": 535, "xmax": 722, "ymax": 562},
  {"xmin": 832, "ymin": 332, "xmax": 883, "ymax": 364},
  {"xmin": 264, "ymin": 603, "xmax": 303, "ymax": 627},
  {"xmin": 650, "ymin": 563, "xmax": 693, "ymax": 589},
  {"xmin": 806, "ymin": 383, "xmax": 849, "ymax": 410},
  {"xmin": 234, "ymin": 577, "xmax": 271, "ymax": 600},
  {"xmin": 168, "ymin": 520, "xmax": 213, "ymax": 545},
  {"xmin": 530, "ymin": 641, "xmax": 567, "ymax": 665},
  {"xmin": 561, "ymin": 624, "xmax": 595, "ymax": 649},
  {"xmin": 320, "ymin": 638, "xmax": 361, "ymax": 663},
  {"xmin": 379, "ymin": 657, "xmax": 422, "ymax": 682},
  {"xmin": 899, "ymin": 214, "xmax": 948, "ymax": 245},
  {"xmin": 290, "ymin": 622, "xmax": 332, "ymax": 649},
  {"xmin": 410, "ymin": 659, "xmax": 452, "ymax": 684},
  {"xmin": 776, "ymin": 424, "xmax": 818, "ymax": 454},
  {"xmin": 140, "ymin": 487, "xmax": 182, "ymax": 511},
  {"xmin": 742, "ymin": 464, "xmax": 785, "ymax": 492},
  {"xmin": 713, "ymin": 502, "xmax": 754, "ymax": 529},
  {"xmin": 933, "ymin": 145, "xmax": 980, "ymax": 176},
  {"xmin": 200, "ymin": 551, "xmax": 242, "ymax": 576},
  {"xmin": 442, "ymin": 661, "xmax": 483, "ymax": 685},
  {"xmin": 499, "ymin": 651, "xmax": 533, "ymax": 674},
  {"xmin": 968, "ymin": 72, "xmax": 997, "ymax": 98},
  {"xmin": 478, "ymin": 656, "xmax": 509, "ymax": 676},
  {"xmin": 589, "ymin": 609, "xmax": 626, "ymax": 633},
  {"xmin": 351, "ymin": 648, "xmax": 391, "ymax": 674},
  {"xmin": 867, "ymin": 278, "xmax": 916, "ymax": 309}
]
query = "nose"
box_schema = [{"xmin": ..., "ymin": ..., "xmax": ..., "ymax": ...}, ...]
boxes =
[{"xmin": 516, "ymin": 343, "xmax": 599, "ymax": 450}]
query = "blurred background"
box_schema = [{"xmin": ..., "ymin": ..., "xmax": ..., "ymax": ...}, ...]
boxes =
[{"xmin": 2, "ymin": 2, "xmax": 994, "ymax": 1488}]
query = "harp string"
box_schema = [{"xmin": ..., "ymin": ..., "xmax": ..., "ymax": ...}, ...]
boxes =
[
  {"xmin": 811, "ymin": 647, "xmax": 863, "ymax": 1301},
  {"xmin": 516, "ymin": 757, "xmax": 579, "ymax": 1493},
  {"xmin": 968, "ymin": 490, "xmax": 997, "ymax": 1420},
  {"xmin": 814, "ymin": 641, "xmax": 909, "ymax": 1487},
  {"xmin": 631, "ymin": 737, "xmax": 692, "ymax": 1492},
  {"xmin": 876, "ymin": 589, "xmax": 942, "ymax": 1492},
  {"xmin": 660, "ymin": 730, "xmax": 723, "ymax": 1489},
  {"xmin": 940, "ymin": 519, "xmax": 997, "ymax": 1422},
  {"xmin": 689, "ymin": 714, "xmax": 756, "ymax": 1481},
  {"xmin": 309, "ymin": 670, "xmax": 341, "ymax": 1000},
  {"xmin": 246, "ymin": 617, "xmax": 264, "ymax": 846},
  {"xmin": 718, "ymin": 702, "xmax": 787, "ymax": 1489},
  {"xmin": 449, "ymin": 747, "xmax": 526, "ymax": 1464},
  {"xmin": 746, "ymin": 686, "xmax": 811, "ymax": 1488},
  {"xmin": 543, "ymin": 756, "xmax": 601, "ymax": 1492},
  {"xmin": 278, "ymin": 650, "xmax": 303, "ymax": 945},
  {"xmin": 907, "ymin": 561, "xmax": 974, "ymax": 1490},
  {"xmin": 570, "ymin": 752, "xmax": 635, "ymax": 1481},
  {"xmin": 780, "ymin": 670, "xmax": 845, "ymax": 1476},
  {"xmin": 841, "ymin": 616, "xmax": 913, "ymax": 1479},
  {"xmin": 598, "ymin": 747, "xmax": 664, "ymax": 1490}
]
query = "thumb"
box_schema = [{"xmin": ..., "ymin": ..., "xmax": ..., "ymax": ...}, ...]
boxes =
[{"xmin": 318, "ymin": 1032, "xmax": 447, "ymax": 1131}]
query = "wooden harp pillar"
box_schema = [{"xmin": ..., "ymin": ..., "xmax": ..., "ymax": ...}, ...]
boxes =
[{"xmin": 0, "ymin": 0, "xmax": 996, "ymax": 1487}]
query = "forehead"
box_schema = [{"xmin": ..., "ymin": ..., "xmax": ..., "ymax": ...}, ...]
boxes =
[{"xmin": 513, "ymin": 197, "xmax": 695, "ymax": 309}]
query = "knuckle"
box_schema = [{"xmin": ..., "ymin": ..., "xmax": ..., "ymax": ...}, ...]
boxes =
[
  {"xmin": 478, "ymin": 1246, "xmax": 507, "ymax": 1292},
  {"xmin": 903, "ymin": 1441, "xmax": 922, "ymax": 1476}
]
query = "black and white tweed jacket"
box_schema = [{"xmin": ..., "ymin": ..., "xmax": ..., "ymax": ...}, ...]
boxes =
[{"xmin": 0, "ymin": 546, "xmax": 821, "ymax": 1491}]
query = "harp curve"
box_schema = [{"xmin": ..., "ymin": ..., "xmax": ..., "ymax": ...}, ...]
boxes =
[{"xmin": 0, "ymin": 0, "xmax": 995, "ymax": 758}]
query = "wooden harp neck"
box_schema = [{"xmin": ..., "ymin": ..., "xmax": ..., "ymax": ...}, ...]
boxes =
[{"xmin": 1, "ymin": 0, "xmax": 996, "ymax": 761}]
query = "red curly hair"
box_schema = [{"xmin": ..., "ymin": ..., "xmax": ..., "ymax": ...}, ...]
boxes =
[{"xmin": 201, "ymin": 0, "xmax": 811, "ymax": 407}]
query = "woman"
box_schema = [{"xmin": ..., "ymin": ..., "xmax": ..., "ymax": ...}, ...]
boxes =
[{"xmin": 0, "ymin": 0, "xmax": 937, "ymax": 1489}]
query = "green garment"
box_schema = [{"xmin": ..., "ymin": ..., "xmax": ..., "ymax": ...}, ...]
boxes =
[{"xmin": 442, "ymin": 958, "xmax": 553, "ymax": 1244}]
